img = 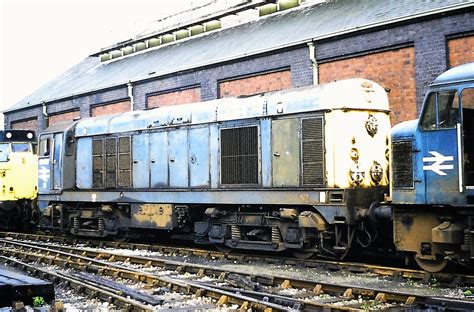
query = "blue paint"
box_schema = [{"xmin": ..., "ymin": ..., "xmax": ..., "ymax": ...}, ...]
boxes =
[
  {"xmin": 168, "ymin": 129, "xmax": 189, "ymax": 188},
  {"xmin": 189, "ymin": 127, "xmax": 210, "ymax": 188},
  {"xmin": 76, "ymin": 137, "xmax": 93, "ymax": 189},
  {"xmin": 132, "ymin": 133, "xmax": 150, "ymax": 188},
  {"xmin": 150, "ymin": 132, "xmax": 168, "ymax": 188}
]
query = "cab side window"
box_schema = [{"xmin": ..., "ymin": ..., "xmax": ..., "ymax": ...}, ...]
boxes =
[
  {"xmin": 438, "ymin": 90, "xmax": 459, "ymax": 129},
  {"xmin": 420, "ymin": 90, "xmax": 459, "ymax": 130},
  {"xmin": 39, "ymin": 138, "xmax": 51, "ymax": 157},
  {"xmin": 420, "ymin": 93, "xmax": 436, "ymax": 130},
  {"xmin": 0, "ymin": 143, "xmax": 10, "ymax": 162}
]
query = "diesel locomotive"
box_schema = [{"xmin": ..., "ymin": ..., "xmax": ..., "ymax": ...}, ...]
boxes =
[
  {"xmin": 35, "ymin": 62, "xmax": 474, "ymax": 272},
  {"xmin": 391, "ymin": 62, "xmax": 474, "ymax": 272},
  {"xmin": 36, "ymin": 78, "xmax": 392, "ymax": 261},
  {"xmin": 0, "ymin": 130, "xmax": 38, "ymax": 230}
]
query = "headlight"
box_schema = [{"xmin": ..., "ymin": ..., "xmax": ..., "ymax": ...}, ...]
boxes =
[
  {"xmin": 370, "ymin": 161, "xmax": 383, "ymax": 184},
  {"xmin": 350, "ymin": 163, "xmax": 365, "ymax": 184}
]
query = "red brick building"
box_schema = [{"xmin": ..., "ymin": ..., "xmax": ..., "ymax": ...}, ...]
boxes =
[{"xmin": 3, "ymin": 0, "xmax": 474, "ymax": 130}]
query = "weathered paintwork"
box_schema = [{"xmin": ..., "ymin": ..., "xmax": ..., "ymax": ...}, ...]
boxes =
[
  {"xmin": 391, "ymin": 62, "xmax": 474, "ymax": 270},
  {"xmin": 40, "ymin": 79, "xmax": 390, "ymax": 200},
  {"xmin": 38, "ymin": 79, "xmax": 390, "ymax": 251},
  {"xmin": 131, "ymin": 203, "xmax": 175, "ymax": 229},
  {"xmin": 0, "ymin": 130, "xmax": 38, "ymax": 230},
  {"xmin": 392, "ymin": 63, "xmax": 474, "ymax": 206}
]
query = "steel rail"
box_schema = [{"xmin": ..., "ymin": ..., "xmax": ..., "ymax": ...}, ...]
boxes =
[
  {"xmin": 0, "ymin": 238, "xmax": 426, "ymax": 310},
  {"xmin": 3, "ymin": 237, "xmax": 474, "ymax": 311},
  {"xmin": 0, "ymin": 255, "xmax": 153, "ymax": 311},
  {"xmin": 0, "ymin": 245, "xmax": 389, "ymax": 311},
  {"xmin": 2, "ymin": 231, "xmax": 473, "ymax": 286},
  {"xmin": 0, "ymin": 239, "xmax": 293, "ymax": 311}
]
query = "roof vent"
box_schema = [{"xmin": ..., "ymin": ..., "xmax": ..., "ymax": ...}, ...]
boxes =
[
  {"xmin": 100, "ymin": 53, "xmax": 112, "ymax": 62},
  {"xmin": 121, "ymin": 46, "xmax": 134, "ymax": 56},
  {"xmin": 110, "ymin": 50, "xmax": 122, "ymax": 59},
  {"xmin": 134, "ymin": 41, "xmax": 147, "ymax": 52},
  {"xmin": 203, "ymin": 20, "xmax": 221, "ymax": 32},
  {"xmin": 189, "ymin": 25, "xmax": 204, "ymax": 36},
  {"xmin": 162, "ymin": 34, "xmax": 175, "ymax": 44},
  {"xmin": 278, "ymin": 0, "xmax": 300, "ymax": 11},
  {"xmin": 147, "ymin": 37, "xmax": 161, "ymax": 48},
  {"xmin": 174, "ymin": 29, "xmax": 190, "ymax": 40},
  {"xmin": 259, "ymin": 3, "xmax": 278, "ymax": 16}
]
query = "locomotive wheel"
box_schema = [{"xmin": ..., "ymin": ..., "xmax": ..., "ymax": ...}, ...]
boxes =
[
  {"xmin": 216, "ymin": 244, "xmax": 232, "ymax": 253},
  {"xmin": 114, "ymin": 236, "xmax": 130, "ymax": 243},
  {"xmin": 414, "ymin": 255, "xmax": 448, "ymax": 272},
  {"xmin": 291, "ymin": 250, "xmax": 314, "ymax": 259}
]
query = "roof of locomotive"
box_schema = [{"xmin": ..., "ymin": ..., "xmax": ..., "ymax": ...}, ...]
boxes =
[
  {"xmin": 431, "ymin": 62, "xmax": 474, "ymax": 87},
  {"xmin": 6, "ymin": 0, "xmax": 471, "ymax": 113},
  {"xmin": 74, "ymin": 78, "xmax": 389, "ymax": 137}
]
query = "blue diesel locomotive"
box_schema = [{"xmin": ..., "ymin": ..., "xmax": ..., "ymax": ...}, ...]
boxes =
[
  {"xmin": 37, "ymin": 78, "xmax": 391, "ymax": 260},
  {"xmin": 391, "ymin": 62, "xmax": 474, "ymax": 272}
]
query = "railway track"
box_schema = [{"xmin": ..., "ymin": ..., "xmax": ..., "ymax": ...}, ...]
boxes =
[
  {"xmin": 1, "ymin": 234, "xmax": 474, "ymax": 310},
  {"xmin": 2, "ymin": 231, "xmax": 473, "ymax": 287}
]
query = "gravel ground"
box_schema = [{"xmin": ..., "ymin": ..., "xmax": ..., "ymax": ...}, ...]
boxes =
[
  {"xmin": 82, "ymin": 245, "xmax": 472, "ymax": 299},
  {"xmin": 2, "ymin": 241, "xmax": 474, "ymax": 310}
]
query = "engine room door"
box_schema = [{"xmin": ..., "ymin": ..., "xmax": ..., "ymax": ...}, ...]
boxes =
[
  {"xmin": 419, "ymin": 90, "xmax": 462, "ymax": 204},
  {"xmin": 169, "ymin": 129, "xmax": 189, "ymax": 188},
  {"xmin": 188, "ymin": 127, "xmax": 210, "ymax": 188},
  {"xmin": 271, "ymin": 118, "xmax": 300, "ymax": 187},
  {"xmin": 132, "ymin": 134, "xmax": 150, "ymax": 188},
  {"xmin": 52, "ymin": 133, "xmax": 63, "ymax": 190}
]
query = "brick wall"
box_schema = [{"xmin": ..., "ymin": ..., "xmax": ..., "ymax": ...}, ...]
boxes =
[
  {"xmin": 48, "ymin": 110, "xmax": 81, "ymax": 126},
  {"xmin": 133, "ymin": 48, "xmax": 310, "ymax": 110},
  {"xmin": 319, "ymin": 47, "xmax": 416, "ymax": 125},
  {"xmin": 147, "ymin": 87, "xmax": 201, "ymax": 108},
  {"xmin": 11, "ymin": 118, "xmax": 39, "ymax": 132},
  {"xmin": 218, "ymin": 70, "xmax": 292, "ymax": 98},
  {"xmin": 448, "ymin": 35, "xmax": 474, "ymax": 68},
  {"xmin": 5, "ymin": 12, "xmax": 473, "ymax": 130},
  {"xmin": 90, "ymin": 100, "xmax": 131, "ymax": 117}
]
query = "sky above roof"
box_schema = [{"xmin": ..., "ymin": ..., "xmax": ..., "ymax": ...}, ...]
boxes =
[{"xmin": 0, "ymin": 0, "xmax": 215, "ymax": 115}]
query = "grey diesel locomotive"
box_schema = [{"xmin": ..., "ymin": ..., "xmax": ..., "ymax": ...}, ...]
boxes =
[{"xmin": 37, "ymin": 78, "xmax": 391, "ymax": 260}]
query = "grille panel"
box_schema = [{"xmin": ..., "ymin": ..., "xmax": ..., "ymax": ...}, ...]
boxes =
[
  {"xmin": 105, "ymin": 138, "xmax": 117, "ymax": 188},
  {"xmin": 118, "ymin": 136, "xmax": 131, "ymax": 188},
  {"xmin": 392, "ymin": 140, "xmax": 414, "ymax": 188},
  {"xmin": 91, "ymin": 136, "xmax": 131, "ymax": 189},
  {"xmin": 221, "ymin": 126, "xmax": 258, "ymax": 185},
  {"xmin": 301, "ymin": 117, "xmax": 324, "ymax": 186},
  {"xmin": 92, "ymin": 139, "xmax": 104, "ymax": 188}
]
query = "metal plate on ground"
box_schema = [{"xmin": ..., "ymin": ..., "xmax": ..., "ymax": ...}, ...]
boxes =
[{"xmin": 0, "ymin": 265, "xmax": 55, "ymax": 307}]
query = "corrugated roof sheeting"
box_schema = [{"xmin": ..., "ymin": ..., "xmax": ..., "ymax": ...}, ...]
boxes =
[{"xmin": 7, "ymin": 0, "xmax": 473, "ymax": 112}]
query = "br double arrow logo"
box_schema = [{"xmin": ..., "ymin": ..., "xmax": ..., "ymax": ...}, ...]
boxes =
[{"xmin": 422, "ymin": 151, "xmax": 454, "ymax": 176}]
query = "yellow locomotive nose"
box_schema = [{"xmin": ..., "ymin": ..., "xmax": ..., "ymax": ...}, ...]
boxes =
[{"xmin": 0, "ymin": 130, "xmax": 38, "ymax": 230}]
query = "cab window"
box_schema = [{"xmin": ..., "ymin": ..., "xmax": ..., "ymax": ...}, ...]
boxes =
[
  {"xmin": 420, "ymin": 90, "xmax": 459, "ymax": 130},
  {"xmin": 0, "ymin": 143, "xmax": 10, "ymax": 162},
  {"xmin": 39, "ymin": 138, "xmax": 51, "ymax": 157},
  {"xmin": 11, "ymin": 143, "xmax": 30, "ymax": 153}
]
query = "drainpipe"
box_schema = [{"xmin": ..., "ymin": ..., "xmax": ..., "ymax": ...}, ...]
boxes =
[
  {"xmin": 127, "ymin": 81, "xmax": 134, "ymax": 111},
  {"xmin": 307, "ymin": 42, "xmax": 318, "ymax": 85},
  {"xmin": 42, "ymin": 101, "xmax": 49, "ymax": 129}
]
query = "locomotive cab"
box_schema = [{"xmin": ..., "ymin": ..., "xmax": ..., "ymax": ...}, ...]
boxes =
[
  {"xmin": 392, "ymin": 62, "xmax": 474, "ymax": 271},
  {"xmin": 0, "ymin": 130, "xmax": 38, "ymax": 230}
]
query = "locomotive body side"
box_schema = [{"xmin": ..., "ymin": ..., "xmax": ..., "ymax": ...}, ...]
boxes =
[
  {"xmin": 392, "ymin": 62, "xmax": 474, "ymax": 272},
  {"xmin": 0, "ymin": 130, "xmax": 38, "ymax": 230},
  {"xmin": 38, "ymin": 78, "xmax": 391, "ymax": 259}
]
